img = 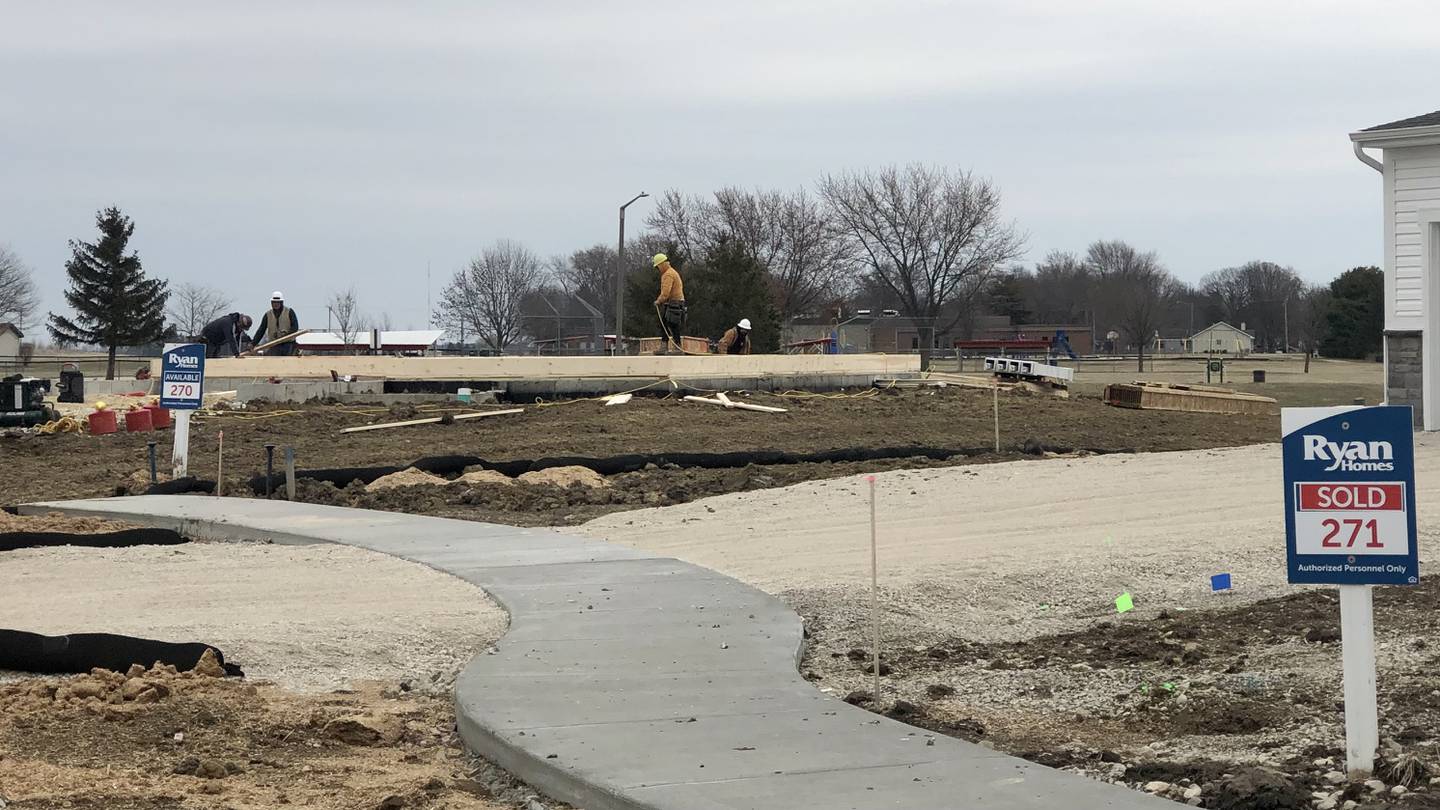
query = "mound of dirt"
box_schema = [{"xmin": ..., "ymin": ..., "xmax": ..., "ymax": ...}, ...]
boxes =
[
  {"xmin": 366, "ymin": 467, "xmax": 447, "ymax": 492},
  {"xmin": 517, "ymin": 465, "xmax": 608, "ymax": 488},
  {"xmin": 457, "ymin": 468, "xmax": 514, "ymax": 486}
]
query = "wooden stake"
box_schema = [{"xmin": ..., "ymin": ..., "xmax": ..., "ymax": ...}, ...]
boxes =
[
  {"xmin": 216, "ymin": 430, "xmax": 224, "ymax": 497},
  {"xmin": 868, "ymin": 474, "xmax": 880, "ymax": 701},
  {"xmin": 284, "ymin": 447, "xmax": 296, "ymax": 500},
  {"xmin": 339, "ymin": 408, "xmax": 524, "ymax": 434},
  {"xmin": 992, "ymin": 384, "xmax": 1000, "ymax": 452}
]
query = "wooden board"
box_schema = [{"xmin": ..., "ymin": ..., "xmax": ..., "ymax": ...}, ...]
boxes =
[
  {"xmin": 167, "ymin": 353, "xmax": 921, "ymax": 381},
  {"xmin": 637, "ymin": 336, "xmax": 711, "ymax": 355},
  {"xmin": 1103, "ymin": 381, "xmax": 1276, "ymax": 415}
]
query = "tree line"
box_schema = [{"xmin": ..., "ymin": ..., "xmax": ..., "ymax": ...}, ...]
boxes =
[{"xmin": 5, "ymin": 179, "xmax": 1386, "ymax": 377}]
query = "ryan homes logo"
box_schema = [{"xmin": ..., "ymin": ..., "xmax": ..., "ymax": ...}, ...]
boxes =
[
  {"xmin": 1302, "ymin": 436, "xmax": 1395, "ymax": 472},
  {"xmin": 167, "ymin": 352, "xmax": 199, "ymax": 369}
]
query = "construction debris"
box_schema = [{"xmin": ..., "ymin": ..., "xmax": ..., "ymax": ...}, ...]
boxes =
[
  {"xmin": 1103, "ymin": 381, "xmax": 1277, "ymax": 416},
  {"xmin": 339, "ymin": 408, "xmax": 524, "ymax": 434},
  {"xmin": 682, "ymin": 393, "xmax": 788, "ymax": 413},
  {"xmin": 604, "ymin": 393, "xmax": 633, "ymax": 406}
]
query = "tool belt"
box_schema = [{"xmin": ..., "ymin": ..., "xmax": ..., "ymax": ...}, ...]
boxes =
[{"xmin": 661, "ymin": 301, "xmax": 687, "ymax": 316}]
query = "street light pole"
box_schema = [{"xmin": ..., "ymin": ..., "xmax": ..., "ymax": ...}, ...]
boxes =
[{"xmin": 615, "ymin": 192, "xmax": 649, "ymax": 355}]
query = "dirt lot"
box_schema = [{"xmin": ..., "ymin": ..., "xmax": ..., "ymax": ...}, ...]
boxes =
[
  {"xmin": 0, "ymin": 667, "xmax": 546, "ymax": 810},
  {"xmin": 3, "ymin": 387, "xmax": 1279, "ymax": 526}
]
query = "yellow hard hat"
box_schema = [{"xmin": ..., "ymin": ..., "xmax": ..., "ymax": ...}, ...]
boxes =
[
  {"xmin": 95, "ymin": 400, "xmax": 107, "ymax": 410},
  {"xmin": 652, "ymin": 253, "xmax": 668, "ymax": 268}
]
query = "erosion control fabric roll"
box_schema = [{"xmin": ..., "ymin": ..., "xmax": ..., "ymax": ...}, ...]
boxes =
[
  {"xmin": 0, "ymin": 629, "xmax": 243, "ymax": 676},
  {"xmin": 0, "ymin": 527, "xmax": 186, "ymax": 553}
]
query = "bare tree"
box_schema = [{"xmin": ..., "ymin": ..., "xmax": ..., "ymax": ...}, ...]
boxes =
[
  {"xmin": 819, "ymin": 164, "xmax": 1024, "ymax": 367},
  {"xmin": 1024, "ymin": 250, "xmax": 1092, "ymax": 324},
  {"xmin": 0, "ymin": 244, "xmax": 39, "ymax": 328},
  {"xmin": 328, "ymin": 286, "xmax": 360, "ymax": 353},
  {"xmin": 1296, "ymin": 285, "xmax": 1333, "ymax": 373},
  {"xmin": 1087, "ymin": 240, "xmax": 1178, "ymax": 372},
  {"xmin": 435, "ymin": 240, "xmax": 544, "ymax": 354},
  {"xmin": 166, "ymin": 282, "xmax": 231, "ymax": 339},
  {"xmin": 1200, "ymin": 261, "xmax": 1304, "ymax": 352}
]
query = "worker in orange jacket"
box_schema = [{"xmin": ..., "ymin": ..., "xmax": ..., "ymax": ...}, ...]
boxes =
[
  {"xmin": 717, "ymin": 318, "xmax": 753, "ymax": 355},
  {"xmin": 652, "ymin": 253, "xmax": 687, "ymax": 353}
]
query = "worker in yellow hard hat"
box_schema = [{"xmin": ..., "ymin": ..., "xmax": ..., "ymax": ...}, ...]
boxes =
[{"xmin": 652, "ymin": 253, "xmax": 687, "ymax": 354}]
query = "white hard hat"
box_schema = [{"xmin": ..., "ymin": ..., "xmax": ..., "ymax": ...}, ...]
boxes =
[
  {"xmin": 738, "ymin": 318, "xmax": 752, "ymax": 330},
  {"xmin": 271, "ymin": 290, "xmax": 284, "ymax": 301}
]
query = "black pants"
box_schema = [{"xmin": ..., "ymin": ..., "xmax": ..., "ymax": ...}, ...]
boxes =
[
  {"xmin": 268, "ymin": 340, "xmax": 297, "ymax": 356},
  {"xmin": 660, "ymin": 303, "xmax": 687, "ymax": 347}
]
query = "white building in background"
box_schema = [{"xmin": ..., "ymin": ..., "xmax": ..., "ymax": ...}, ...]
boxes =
[
  {"xmin": 0, "ymin": 323, "xmax": 21, "ymax": 358},
  {"xmin": 1351, "ymin": 108, "xmax": 1440, "ymax": 429},
  {"xmin": 1188, "ymin": 322, "xmax": 1254, "ymax": 355}
]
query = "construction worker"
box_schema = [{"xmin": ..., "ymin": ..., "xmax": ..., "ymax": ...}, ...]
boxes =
[
  {"xmin": 200, "ymin": 312, "xmax": 252, "ymax": 358},
  {"xmin": 652, "ymin": 253, "xmax": 686, "ymax": 354},
  {"xmin": 251, "ymin": 291, "xmax": 300, "ymax": 356},
  {"xmin": 717, "ymin": 318, "xmax": 753, "ymax": 355}
]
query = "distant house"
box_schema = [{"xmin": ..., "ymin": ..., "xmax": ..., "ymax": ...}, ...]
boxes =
[
  {"xmin": 1351, "ymin": 108, "xmax": 1440, "ymax": 428},
  {"xmin": 1189, "ymin": 322, "xmax": 1254, "ymax": 355},
  {"xmin": 0, "ymin": 323, "xmax": 21, "ymax": 358},
  {"xmin": 295, "ymin": 330, "xmax": 443, "ymax": 355}
]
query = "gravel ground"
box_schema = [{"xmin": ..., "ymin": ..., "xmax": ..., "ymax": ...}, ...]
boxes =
[
  {"xmin": 0, "ymin": 541, "xmax": 507, "ymax": 692},
  {"xmin": 582, "ymin": 438, "xmax": 1440, "ymax": 808}
]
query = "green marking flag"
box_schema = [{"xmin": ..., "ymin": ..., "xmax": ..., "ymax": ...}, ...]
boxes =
[
  {"xmin": 1115, "ymin": 592, "xmax": 1134, "ymax": 613},
  {"xmin": 1161, "ymin": 682, "xmax": 1175, "ymax": 692}
]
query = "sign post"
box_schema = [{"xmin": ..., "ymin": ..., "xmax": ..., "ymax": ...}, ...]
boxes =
[
  {"xmin": 160, "ymin": 343, "xmax": 206, "ymax": 478},
  {"xmin": 1282, "ymin": 405, "xmax": 1418, "ymax": 778}
]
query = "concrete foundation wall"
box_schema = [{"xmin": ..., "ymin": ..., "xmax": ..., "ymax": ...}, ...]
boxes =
[{"xmin": 1386, "ymin": 331, "xmax": 1423, "ymax": 427}]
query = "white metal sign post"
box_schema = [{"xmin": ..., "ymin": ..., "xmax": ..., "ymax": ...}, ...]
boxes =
[
  {"xmin": 1282, "ymin": 406, "xmax": 1418, "ymax": 778},
  {"xmin": 160, "ymin": 343, "xmax": 206, "ymax": 477}
]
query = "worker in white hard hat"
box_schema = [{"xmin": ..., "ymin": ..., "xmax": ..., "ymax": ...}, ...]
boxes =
[
  {"xmin": 652, "ymin": 253, "xmax": 686, "ymax": 354},
  {"xmin": 251, "ymin": 290, "xmax": 301, "ymax": 356},
  {"xmin": 717, "ymin": 318, "xmax": 753, "ymax": 355}
]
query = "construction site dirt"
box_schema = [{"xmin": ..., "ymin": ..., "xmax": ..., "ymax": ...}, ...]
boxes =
[{"xmin": 2, "ymin": 387, "xmax": 1276, "ymax": 523}]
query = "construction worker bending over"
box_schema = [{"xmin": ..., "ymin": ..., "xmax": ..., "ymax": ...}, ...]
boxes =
[
  {"xmin": 717, "ymin": 318, "xmax": 753, "ymax": 355},
  {"xmin": 252, "ymin": 290, "xmax": 300, "ymax": 355},
  {"xmin": 652, "ymin": 253, "xmax": 686, "ymax": 354},
  {"xmin": 201, "ymin": 312, "xmax": 253, "ymax": 358}
]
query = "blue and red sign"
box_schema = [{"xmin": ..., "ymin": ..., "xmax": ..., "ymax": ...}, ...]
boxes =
[
  {"xmin": 159, "ymin": 343, "xmax": 206, "ymax": 411},
  {"xmin": 1282, "ymin": 406, "xmax": 1418, "ymax": 586}
]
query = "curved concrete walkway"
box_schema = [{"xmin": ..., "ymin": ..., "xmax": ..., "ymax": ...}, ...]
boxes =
[{"xmin": 20, "ymin": 496, "xmax": 1170, "ymax": 809}]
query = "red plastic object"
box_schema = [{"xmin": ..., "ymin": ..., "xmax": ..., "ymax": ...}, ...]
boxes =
[
  {"xmin": 124, "ymin": 408, "xmax": 153, "ymax": 432},
  {"xmin": 146, "ymin": 404, "xmax": 171, "ymax": 429},
  {"xmin": 88, "ymin": 409, "xmax": 118, "ymax": 435}
]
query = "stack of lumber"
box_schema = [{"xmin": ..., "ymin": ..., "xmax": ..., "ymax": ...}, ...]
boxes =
[
  {"xmin": 637, "ymin": 336, "xmax": 710, "ymax": 355},
  {"xmin": 1103, "ymin": 381, "xmax": 1276, "ymax": 415},
  {"xmin": 872, "ymin": 372, "xmax": 1069, "ymax": 399}
]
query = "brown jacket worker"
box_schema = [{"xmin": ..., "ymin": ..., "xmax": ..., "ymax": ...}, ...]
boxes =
[
  {"xmin": 717, "ymin": 318, "xmax": 753, "ymax": 355},
  {"xmin": 653, "ymin": 253, "xmax": 686, "ymax": 353},
  {"xmin": 251, "ymin": 291, "xmax": 300, "ymax": 356}
]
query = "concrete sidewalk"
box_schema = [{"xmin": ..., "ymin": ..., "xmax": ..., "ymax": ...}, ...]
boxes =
[{"xmin": 20, "ymin": 496, "xmax": 1173, "ymax": 810}]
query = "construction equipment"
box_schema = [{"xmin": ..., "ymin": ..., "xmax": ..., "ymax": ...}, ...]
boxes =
[
  {"xmin": 56, "ymin": 364, "xmax": 84, "ymax": 403},
  {"xmin": 0, "ymin": 375, "xmax": 58, "ymax": 427}
]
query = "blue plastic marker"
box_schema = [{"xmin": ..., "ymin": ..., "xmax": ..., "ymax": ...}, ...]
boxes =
[{"xmin": 1211, "ymin": 573, "xmax": 1233, "ymax": 592}]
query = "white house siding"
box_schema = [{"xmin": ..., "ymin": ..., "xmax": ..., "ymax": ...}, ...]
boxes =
[
  {"xmin": 1388, "ymin": 145, "xmax": 1440, "ymax": 330},
  {"xmin": 0, "ymin": 331, "xmax": 18, "ymax": 358}
]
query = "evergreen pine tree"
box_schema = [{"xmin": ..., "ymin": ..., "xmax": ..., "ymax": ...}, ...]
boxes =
[
  {"xmin": 48, "ymin": 207, "xmax": 170, "ymax": 379},
  {"xmin": 689, "ymin": 237, "xmax": 781, "ymax": 352},
  {"xmin": 1321, "ymin": 266, "xmax": 1382, "ymax": 360}
]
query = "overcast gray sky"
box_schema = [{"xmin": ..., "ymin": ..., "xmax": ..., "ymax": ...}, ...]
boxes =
[{"xmin": 2, "ymin": 1, "xmax": 1436, "ymax": 330}]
